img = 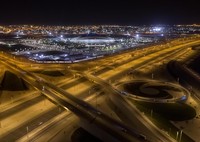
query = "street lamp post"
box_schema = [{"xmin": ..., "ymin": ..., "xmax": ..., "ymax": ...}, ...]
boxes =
[
  {"xmin": 150, "ymin": 109, "xmax": 153, "ymax": 118},
  {"xmin": 176, "ymin": 131, "xmax": 179, "ymax": 140},
  {"xmin": 179, "ymin": 129, "xmax": 183, "ymax": 142},
  {"xmin": 151, "ymin": 73, "xmax": 154, "ymax": 79},
  {"xmin": 11, "ymin": 96, "xmax": 13, "ymax": 103},
  {"xmin": 26, "ymin": 126, "xmax": 29, "ymax": 139},
  {"xmin": 59, "ymin": 107, "xmax": 61, "ymax": 113},
  {"xmin": 0, "ymin": 88, "xmax": 1, "ymax": 128},
  {"xmin": 177, "ymin": 77, "xmax": 179, "ymax": 83},
  {"xmin": 44, "ymin": 99, "xmax": 46, "ymax": 106},
  {"xmin": 96, "ymin": 93, "xmax": 98, "ymax": 109},
  {"xmin": 169, "ymin": 128, "xmax": 171, "ymax": 136}
]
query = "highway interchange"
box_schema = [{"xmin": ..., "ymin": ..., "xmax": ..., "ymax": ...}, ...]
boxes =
[{"xmin": 0, "ymin": 36, "xmax": 200, "ymax": 142}]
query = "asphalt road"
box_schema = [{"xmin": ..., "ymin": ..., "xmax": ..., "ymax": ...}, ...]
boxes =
[
  {"xmin": 0, "ymin": 57, "xmax": 144, "ymax": 142},
  {"xmin": 1, "ymin": 38, "xmax": 200, "ymax": 142}
]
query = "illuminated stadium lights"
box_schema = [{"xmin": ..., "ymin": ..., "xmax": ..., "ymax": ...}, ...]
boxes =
[
  {"xmin": 153, "ymin": 27, "xmax": 161, "ymax": 31},
  {"xmin": 48, "ymin": 32, "xmax": 52, "ymax": 36},
  {"xmin": 152, "ymin": 27, "xmax": 164, "ymax": 33},
  {"xmin": 69, "ymin": 36, "xmax": 115, "ymax": 44},
  {"xmin": 1, "ymin": 29, "xmax": 165, "ymax": 63},
  {"xmin": 14, "ymin": 34, "xmax": 21, "ymax": 39}
]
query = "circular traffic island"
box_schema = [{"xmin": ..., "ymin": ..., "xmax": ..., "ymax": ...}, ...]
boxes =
[
  {"xmin": 117, "ymin": 80, "xmax": 196, "ymax": 121},
  {"xmin": 124, "ymin": 81, "xmax": 173, "ymax": 99},
  {"xmin": 118, "ymin": 80, "xmax": 190, "ymax": 103}
]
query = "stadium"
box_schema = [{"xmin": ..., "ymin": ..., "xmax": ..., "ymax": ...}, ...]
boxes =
[
  {"xmin": 0, "ymin": 33, "xmax": 158, "ymax": 63},
  {"xmin": 69, "ymin": 34, "xmax": 116, "ymax": 44}
]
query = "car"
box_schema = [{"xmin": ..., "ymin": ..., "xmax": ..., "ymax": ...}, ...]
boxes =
[
  {"xmin": 120, "ymin": 91, "xmax": 128, "ymax": 95},
  {"xmin": 21, "ymin": 71, "xmax": 26, "ymax": 74},
  {"xmin": 97, "ymin": 111, "xmax": 101, "ymax": 115},
  {"xmin": 138, "ymin": 134, "xmax": 147, "ymax": 140},
  {"xmin": 121, "ymin": 128, "xmax": 127, "ymax": 133},
  {"xmin": 38, "ymin": 122, "xmax": 43, "ymax": 125}
]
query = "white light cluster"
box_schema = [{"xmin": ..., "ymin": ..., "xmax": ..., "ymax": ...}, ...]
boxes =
[
  {"xmin": 69, "ymin": 37, "xmax": 115, "ymax": 44},
  {"xmin": 152, "ymin": 27, "xmax": 163, "ymax": 32}
]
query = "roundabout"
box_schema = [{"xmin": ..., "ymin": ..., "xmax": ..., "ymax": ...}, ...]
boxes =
[{"xmin": 116, "ymin": 79, "xmax": 190, "ymax": 103}]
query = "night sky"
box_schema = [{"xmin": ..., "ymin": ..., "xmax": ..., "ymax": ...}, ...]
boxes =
[{"xmin": 0, "ymin": 0, "xmax": 199, "ymax": 25}]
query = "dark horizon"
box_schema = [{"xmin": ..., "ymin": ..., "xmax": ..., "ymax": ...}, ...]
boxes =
[{"xmin": 0, "ymin": 0, "xmax": 199, "ymax": 26}]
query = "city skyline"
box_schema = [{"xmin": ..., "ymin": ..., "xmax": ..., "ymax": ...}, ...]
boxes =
[
  {"xmin": 0, "ymin": 25, "xmax": 200, "ymax": 142},
  {"xmin": 1, "ymin": 1, "xmax": 200, "ymax": 142}
]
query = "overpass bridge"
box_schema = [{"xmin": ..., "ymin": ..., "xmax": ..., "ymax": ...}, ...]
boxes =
[{"xmin": 0, "ymin": 55, "xmax": 146, "ymax": 142}]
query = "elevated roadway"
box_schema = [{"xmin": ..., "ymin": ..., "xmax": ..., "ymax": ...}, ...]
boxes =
[
  {"xmin": 0, "ymin": 56, "xmax": 146, "ymax": 142},
  {"xmin": 1, "ymin": 37, "xmax": 200, "ymax": 142}
]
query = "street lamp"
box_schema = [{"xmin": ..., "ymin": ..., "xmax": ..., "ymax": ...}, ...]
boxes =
[
  {"xmin": 11, "ymin": 96, "xmax": 13, "ymax": 103},
  {"xmin": 176, "ymin": 131, "xmax": 179, "ymax": 140},
  {"xmin": 95, "ymin": 92, "xmax": 98, "ymax": 109},
  {"xmin": 150, "ymin": 109, "xmax": 153, "ymax": 118},
  {"xmin": 26, "ymin": 126, "xmax": 29, "ymax": 139},
  {"xmin": 151, "ymin": 73, "xmax": 154, "ymax": 79},
  {"xmin": 179, "ymin": 129, "xmax": 183, "ymax": 142}
]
